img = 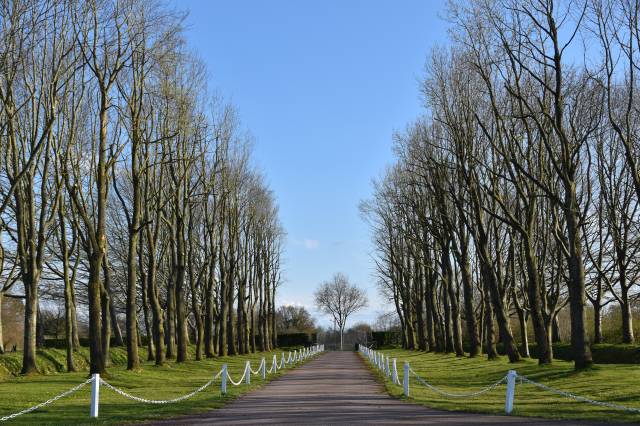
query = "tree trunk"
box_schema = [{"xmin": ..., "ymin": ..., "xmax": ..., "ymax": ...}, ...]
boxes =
[
  {"xmin": 88, "ymin": 254, "xmax": 105, "ymax": 374},
  {"xmin": 446, "ymin": 263, "xmax": 464, "ymax": 356},
  {"xmin": 552, "ymin": 316, "xmax": 561, "ymax": 343},
  {"xmin": 565, "ymin": 189, "xmax": 593, "ymax": 369},
  {"xmin": 204, "ymin": 264, "xmax": 215, "ymax": 358},
  {"xmin": 482, "ymin": 282, "xmax": 498, "ymax": 360},
  {"xmin": 126, "ymin": 224, "xmax": 140, "ymax": 369},
  {"xmin": 0, "ymin": 294, "xmax": 4, "ymax": 354},
  {"xmin": 21, "ymin": 273, "xmax": 38, "ymax": 374},
  {"xmin": 140, "ymin": 260, "xmax": 154, "ymax": 362},
  {"xmin": 524, "ymin": 234, "xmax": 552, "ymax": 364},
  {"xmin": 460, "ymin": 255, "xmax": 479, "ymax": 357},
  {"xmin": 516, "ymin": 307, "xmax": 530, "ymax": 358},
  {"xmin": 218, "ymin": 268, "xmax": 229, "ymax": 356},
  {"xmin": 166, "ymin": 277, "xmax": 176, "ymax": 359},
  {"xmin": 593, "ymin": 304, "xmax": 603, "ymax": 344}
]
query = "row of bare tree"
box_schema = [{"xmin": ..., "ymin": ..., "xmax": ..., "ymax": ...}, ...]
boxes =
[
  {"xmin": 0, "ymin": 0, "xmax": 284, "ymax": 375},
  {"xmin": 361, "ymin": 0, "xmax": 640, "ymax": 370}
]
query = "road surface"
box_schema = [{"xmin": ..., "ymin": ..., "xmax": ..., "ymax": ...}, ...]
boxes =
[{"xmin": 150, "ymin": 351, "xmax": 606, "ymax": 425}]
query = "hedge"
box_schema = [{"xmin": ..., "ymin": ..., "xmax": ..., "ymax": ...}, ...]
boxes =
[
  {"xmin": 45, "ymin": 334, "xmax": 317, "ymax": 350},
  {"xmin": 371, "ymin": 331, "xmax": 402, "ymax": 348},
  {"xmin": 276, "ymin": 332, "xmax": 316, "ymax": 347},
  {"xmin": 480, "ymin": 342, "xmax": 640, "ymax": 364}
]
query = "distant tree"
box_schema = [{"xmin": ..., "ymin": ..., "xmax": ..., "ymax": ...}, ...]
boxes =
[
  {"xmin": 314, "ymin": 273, "xmax": 368, "ymax": 350},
  {"xmin": 373, "ymin": 311, "xmax": 400, "ymax": 332},
  {"xmin": 276, "ymin": 305, "xmax": 316, "ymax": 333},
  {"xmin": 349, "ymin": 322, "xmax": 372, "ymax": 334}
]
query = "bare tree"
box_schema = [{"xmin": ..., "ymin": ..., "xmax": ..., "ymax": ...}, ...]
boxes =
[{"xmin": 314, "ymin": 273, "xmax": 368, "ymax": 350}]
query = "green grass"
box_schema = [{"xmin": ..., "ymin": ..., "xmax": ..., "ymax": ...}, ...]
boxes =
[
  {"xmin": 0, "ymin": 346, "xmax": 307, "ymax": 425},
  {"xmin": 365, "ymin": 348, "xmax": 640, "ymax": 424}
]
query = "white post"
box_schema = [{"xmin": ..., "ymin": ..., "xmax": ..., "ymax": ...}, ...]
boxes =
[
  {"xmin": 261, "ymin": 357, "xmax": 266, "ymax": 380},
  {"xmin": 281, "ymin": 352, "xmax": 286, "ymax": 368},
  {"xmin": 272, "ymin": 354, "xmax": 277, "ymax": 371},
  {"xmin": 505, "ymin": 370, "xmax": 517, "ymax": 414},
  {"xmin": 392, "ymin": 358, "xmax": 398, "ymax": 384},
  {"xmin": 245, "ymin": 361, "xmax": 251, "ymax": 384},
  {"xmin": 90, "ymin": 373, "xmax": 100, "ymax": 418},
  {"xmin": 386, "ymin": 356, "xmax": 390, "ymax": 378},
  {"xmin": 221, "ymin": 364, "xmax": 228, "ymax": 394},
  {"xmin": 403, "ymin": 362, "xmax": 410, "ymax": 397}
]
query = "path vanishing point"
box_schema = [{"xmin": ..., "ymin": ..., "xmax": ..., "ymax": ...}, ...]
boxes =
[{"xmin": 151, "ymin": 351, "xmax": 606, "ymax": 425}]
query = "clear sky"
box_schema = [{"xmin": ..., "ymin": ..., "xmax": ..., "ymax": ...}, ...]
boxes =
[{"xmin": 173, "ymin": 0, "xmax": 449, "ymax": 327}]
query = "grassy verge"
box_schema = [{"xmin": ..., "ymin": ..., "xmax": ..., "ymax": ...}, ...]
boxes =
[
  {"xmin": 365, "ymin": 348, "xmax": 640, "ymax": 424},
  {"xmin": 0, "ymin": 346, "xmax": 306, "ymax": 425}
]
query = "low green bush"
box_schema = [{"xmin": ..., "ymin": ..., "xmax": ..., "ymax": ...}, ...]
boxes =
[
  {"xmin": 371, "ymin": 331, "xmax": 401, "ymax": 348},
  {"xmin": 487, "ymin": 342, "xmax": 640, "ymax": 364},
  {"xmin": 275, "ymin": 332, "xmax": 316, "ymax": 347}
]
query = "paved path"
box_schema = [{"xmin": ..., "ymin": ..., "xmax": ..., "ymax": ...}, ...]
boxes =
[{"xmin": 152, "ymin": 351, "xmax": 605, "ymax": 425}]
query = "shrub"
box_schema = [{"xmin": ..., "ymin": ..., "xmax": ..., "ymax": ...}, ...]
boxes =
[
  {"xmin": 505, "ymin": 342, "xmax": 640, "ymax": 364},
  {"xmin": 276, "ymin": 332, "xmax": 316, "ymax": 347},
  {"xmin": 371, "ymin": 331, "xmax": 401, "ymax": 348}
]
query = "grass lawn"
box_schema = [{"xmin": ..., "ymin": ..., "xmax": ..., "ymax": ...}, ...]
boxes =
[
  {"xmin": 0, "ymin": 346, "xmax": 309, "ymax": 425},
  {"xmin": 365, "ymin": 348, "xmax": 640, "ymax": 424}
]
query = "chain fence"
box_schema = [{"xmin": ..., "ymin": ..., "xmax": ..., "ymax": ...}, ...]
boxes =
[
  {"xmin": 0, "ymin": 377, "xmax": 93, "ymax": 422},
  {"xmin": 0, "ymin": 344, "xmax": 324, "ymax": 422},
  {"xmin": 518, "ymin": 374, "xmax": 640, "ymax": 414},
  {"xmin": 410, "ymin": 369, "xmax": 506, "ymax": 398},
  {"xmin": 101, "ymin": 370, "xmax": 222, "ymax": 404},
  {"xmin": 359, "ymin": 345, "xmax": 640, "ymax": 416}
]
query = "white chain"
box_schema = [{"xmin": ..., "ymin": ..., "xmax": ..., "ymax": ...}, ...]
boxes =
[
  {"xmin": 227, "ymin": 366, "xmax": 248, "ymax": 386},
  {"xmin": 0, "ymin": 377, "xmax": 93, "ymax": 422},
  {"xmin": 410, "ymin": 368, "xmax": 506, "ymax": 398},
  {"xmin": 0, "ymin": 348, "xmax": 325, "ymax": 422},
  {"xmin": 249, "ymin": 359, "xmax": 264, "ymax": 375},
  {"xmin": 361, "ymin": 347, "xmax": 640, "ymax": 414},
  {"xmin": 100, "ymin": 369, "xmax": 222, "ymax": 404},
  {"xmin": 517, "ymin": 374, "xmax": 640, "ymax": 413}
]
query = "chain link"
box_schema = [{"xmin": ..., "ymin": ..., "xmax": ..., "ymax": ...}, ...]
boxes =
[
  {"xmin": 517, "ymin": 374, "xmax": 640, "ymax": 413},
  {"xmin": 100, "ymin": 369, "xmax": 221, "ymax": 405},
  {"xmin": 249, "ymin": 359, "xmax": 264, "ymax": 375},
  {"xmin": 1, "ymin": 348, "xmax": 323, "ymax": 421},
  {"xmin": 410, "ymin": 368, "xmax": 506, "ymax": 398},
  {"xmin": 227, "ymin": 367, "xmax": 248, "ymax": 386},
  {"xmin": 0, "ymin": 377, "xmax": 93, "ymax": 422}
]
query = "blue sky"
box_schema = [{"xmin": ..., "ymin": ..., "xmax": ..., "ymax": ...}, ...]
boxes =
[{"xmin": 174, "ymin": 0, "xmax": 449, "ymax": 327}]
